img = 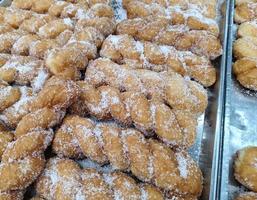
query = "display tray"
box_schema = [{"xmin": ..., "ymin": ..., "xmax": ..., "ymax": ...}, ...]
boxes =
[
  {"xmin": 0, "ymin": 0, "xmax": 231, "ymax": 199},
  {"xmin": 111, "ymin": 1, "xmax": 230, "ymax": 200},
  {"xmin": 219, "ymin": 0, "xmax": 257, "ymax": 199}
]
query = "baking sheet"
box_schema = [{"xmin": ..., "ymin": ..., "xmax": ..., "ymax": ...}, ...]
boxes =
[
  {"xmin": 111, "ymin": 0, "xmax": 230, "ymax": 199},
  {"xmin": 219, "ymin": 0, "xmax": 257, "ymax": 199},
  {"xmin": 0, "ymin": 0, "xmax": 230, "ymax": 199}
]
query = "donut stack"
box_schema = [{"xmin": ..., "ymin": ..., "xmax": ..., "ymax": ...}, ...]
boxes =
[{"xmin": 233, "ymin": 0, "xmax": 257, "ymax": 91}]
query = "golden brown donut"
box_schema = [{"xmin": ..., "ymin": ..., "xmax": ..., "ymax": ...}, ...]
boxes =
[
  {"xmin": 85, "ymin": 58, "xmax": 208, "ymax": 114},
  {"xmin": 0, "ymin": 129, "xmax": 53, "ymax": 193},
  {"xmin": 235, "ymin": 192, "xmax": 257, "ymax": 200},
  {"xmin": 0, "ymin": 86, "xmax": 35, "ymax": 129},
  {"xmin": 36, "ymin": 157, "xmax": 166, "ymax": 200},
  {"xmin": 52, "ymin": 115, "xmax": 203, "ymax": 198},
  {"xmin": 11, "ymin": 0, "xmax": 34, "ymax": 10},
  {"xmin": 234, "ymin": 37, "xmax": 257, "ymax": 59},
  {"xmin": 238, "ymin": 21, "xmax": 257, "ymax": 38},
  {"xmin": 38, "ymin": 18, "xmax": 74, "ymax": 39},
  {"xmin": 0, "ymin": 55, "xmax": 47, "ymax": 87},
  {"xmin": 69, "ymin": 81, "xmax": 198, "ymax": 148},
  {"xmin": 3, "ymin": 8, "xmax": 32, "ymax": 28},
  {"xmin": 45, "ymin": 47, "xmax": 88, "ymax": 76},
  {"xmin": 19, "ymin": 15, "xmax": 55, "ymax": 34},
  {"xmin": 236, "ymin": 0, "xmax": 257, "ymax": 5},
  {"xmin": 52, "ymin": 117, "xmax": 84, "ymax": 159},
  {"xmin": 0, "ymin": 131, "xmax": 13, "ymax": 160},
  {"xmin": 15, "ymin": 108, "xmax": 64, "ymax": 138},
  {"xmin": 233, "ymin": 58, "xmax": 257, "ymax": 91},
  {"xmin": 29, "ymin": 76, "xmax": 80, "ymax": 112},
  {"xmin": 0, "ymin": 30, "xmax": 27, "ymax": 54},
  {"xmin": 0, "ymin": 84, "xmax": 21, "ymax": 112},
  {"xmin": 75, "ymin": 17, "xmax": 116, "ymax": 36},
  {"xmin": 235, "ymin": 3, "xmax": 257, "ymax": 24},
  {"xmin": 11, "ymin": 34, "xmax": 40, "ymax": 56},
  {"xmin": 116, "ymin": 17, "xmax": 222, "ymax": 59},
  {"xmin": 125, "ymin": 0, "xmax": 219, "ymax": 36},
  {"xmin": 100, "ymin": 34, "xmax": 216, "ymax": 87},
  {"xmin": 123, "ymin": 0, "xmax": 217, "ymax": 19},
  {"xmin": 11, "ymin": 0, "xmax": 111, "ymax": 17},
  {"xmin": 234, "ymin": 146, "xmax": 257, "ymax": 192}
]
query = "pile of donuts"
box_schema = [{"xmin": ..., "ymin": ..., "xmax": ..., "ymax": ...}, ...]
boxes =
[
  {"xmin": 233, "ymin": 0, "xmax": 257, "ymax": 91},
  {"xmin": 0, "ymin": 0, "xmax": 223, "ymax": 199}
]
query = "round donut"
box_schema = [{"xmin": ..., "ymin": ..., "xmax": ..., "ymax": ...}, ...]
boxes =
[
  {"xmin": 234, "ymin": 146, "xmax": 257, "ymax": 192},
  {"xmin": 235, "ymin": 192, "xmax": 257, "ymax": 200}
]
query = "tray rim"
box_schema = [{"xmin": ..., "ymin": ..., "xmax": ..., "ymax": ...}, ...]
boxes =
[
  {"xmin": 218, "ymin": 0, "xmax": 257, "ymax": 199},
  {"xmin": 209, "ymin": 0, "xmax": 233, "ymax": 199}
]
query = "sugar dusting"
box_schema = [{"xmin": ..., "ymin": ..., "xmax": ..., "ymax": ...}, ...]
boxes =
[
  {"xmin": 32, "ymin": 68, "xmax": 49, "ymax": 92},
  {"xmin": 176, "ymin": 152, "xmax": 188, "ymax": 179},
  {"xmin": 101, "ymin": 34, "xmax": 214, "ymax": 85}
]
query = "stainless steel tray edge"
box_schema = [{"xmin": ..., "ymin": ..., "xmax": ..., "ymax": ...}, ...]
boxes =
[
  {"xmin": 219, "ymin": 0, "xmax": 234, "ymax": 199},
  {"xmin": 219, "ymin": 0, "xmax": 257, "ymax": 199},
  {"xmin": 209, "ymin": 0, "xmax": 232, "ymax": 199}
]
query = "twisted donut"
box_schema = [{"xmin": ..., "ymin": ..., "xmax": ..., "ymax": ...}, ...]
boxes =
[
  {"xmin": 0, "ymin": 128, "xmax": 53, "ymax": 194},
  {"xmin": 11, "ymin": 0, "xmax": 111, "ymax": 16},
  {"xmin": 0, "ymin": 81, "xmax": 21, "ymax": 112},
  {"xmin": 235, "ymin": 192, "xmax": 257, "ymax": 200},
  {"xmin": 0, "ymin": 76, "xmax": 79, "ymax": 129},
  {"xmin": 235, "ymin": 3, "xmax": 257, "ymax": 24},
  {"xmin": 236, "ymin": 0, "xmax": 257, "ymax": 5},
  {"xmin": 35, "ymin": 157, "xmax": 167, "ymax": 200},
  {"xmin": 29, "ymin": 76, "xmax": 80, "ymax": 112},
  {"xmin": 0, "ymin": 5, "xmax": 115, "ymax": 37},
  {"xmin": 116, "ymin": 17, "xmax": 222, "ymax": 59},
  {"xmin": 233, "ymin": 58, "xmax": 257, "ymax": 91},
  {"xmin": 0, "ymin": 55, "xmax": 48, "ymax": 90},
  {"xmin": 52, "ymin": 115, "xmax": 203, "ymax": 198},
  {"xmin": 0, "ymin": 86, "xmax": 35, "ymax": 129},
  {"xmin": 0, "ymin": 28, "xmax": 105, "ymax": 78},
  {"xmin": 124, "ymin": 0, "xmax": 219, "ymax": 36},
  {"xmin": 233, "ymin": 20, "xmax": 257, "ymax": 90},
  {"xmin": 0, "ymin": 75, "xmax": 80, "ymax": 197},
  {"xmin": 234, "ymin": 146, "xmax": 257, "ymax": 192},
  {"xmin": 100, "ymin": 34, "xmax": 216, "ymax": 87},
  {"xmin": 0, "ymin": 126, "xmax": 13, "ymax": 160},
  {"xmin": 69, "ymin": 81, "xmax": 197, "ymax": 148},
  {"xmin": 85, "ymin": 58, "xmax": 208, "ymax": 113},
  {"xmin": 122, "ymin": 0, "xmax": 217, "ymax": 19}
]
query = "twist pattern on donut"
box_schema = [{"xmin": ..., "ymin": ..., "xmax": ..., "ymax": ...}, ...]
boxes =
[
  {"xmin": 85, "ymin": 58, "xmax": 208, "ymax": 114},
  {"xmin": 122, "ymin": 0, "xmax": 217, "ymax": 19},
  {"xmin": 116, "ymin": 17, "xmax": 222, "ymax": 59},
  {"xmin": 100, "ymin": 34, "xmax": 216, "ymax": 87},
  {"xmin": 124, "ymin": 0, "xmax": 219, "ymax": 37},
  {"xmin": 35, "ymin": 157, "xmax": 167, "ymax": 200},
  {"xmin": 11, "ymin": 0, "xmax": 111, "ymax": 16},
  {"xmin": 233, "ymin": 6, "xmax": 257, "ymax": 90},
  {"xmin": 52, "ymin": 115, "xmax": 203, "ymax": 198},
  {"xmin": 69, "ymin": 81, "xmax": 197, "ymax": 148}
]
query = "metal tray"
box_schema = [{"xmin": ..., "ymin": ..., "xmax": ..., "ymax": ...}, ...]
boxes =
[
  {"xmin": 219, "ymin": 0, "xmax": 257, "ymax": 199},
  {"xmin": 112, "ymin": 0, "xmax": 230, "ymax": 199},
  {"xmin": 0, "ymin": 1, "xmax": 230, "ymax": 199}
]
